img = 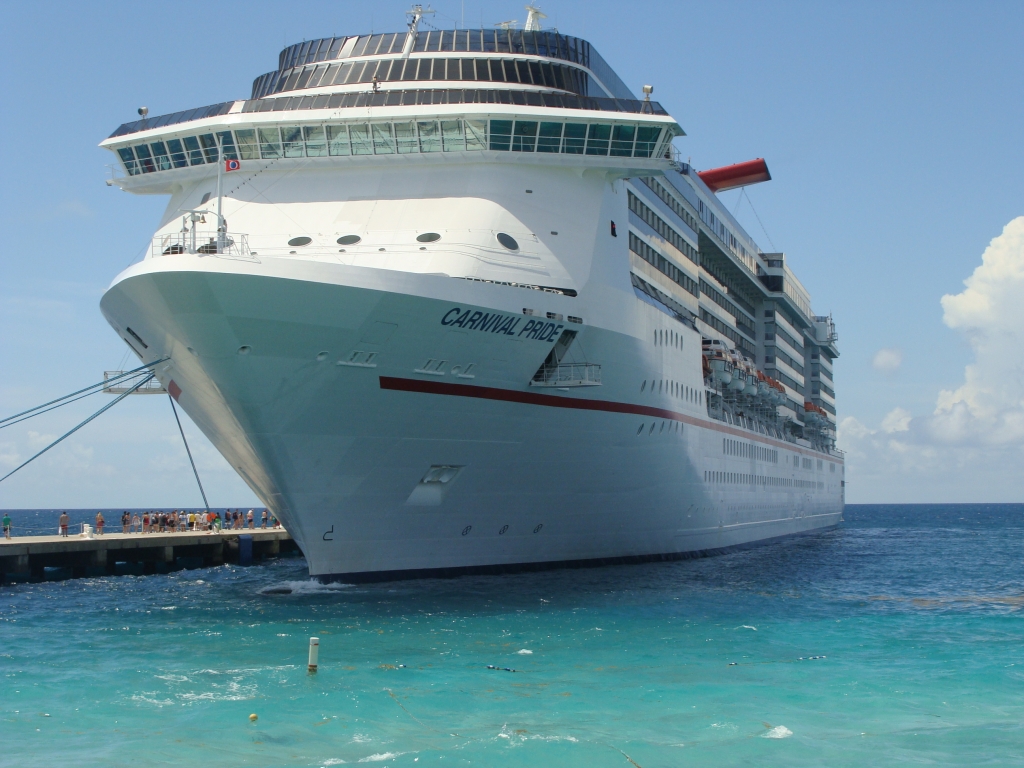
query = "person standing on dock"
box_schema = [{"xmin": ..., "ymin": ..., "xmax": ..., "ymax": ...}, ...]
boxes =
[
  {"xmin": 131, "ymin": 512, "xmax": 140, "ymax": 533},
  {"xmin": 261, "ymin": 509, "xmax": 268, "ymax": 528},
  {"xmin": 59, "ymin": 511, "xmax": 69, "ymax": 537},
  {"xmin": 247, "ymin": 509, "xmax": 254, "ymax": 529},
  {"xmin": 122, "ymin": 511, "xmax": 130, "ymax": 534},
  {"xmin": 3, "ymin": 512, "xmax": 11, "ymax": 539},
  {"xmin": 95, "ymin": 511, "xmax": 105, "ymax": 536}
]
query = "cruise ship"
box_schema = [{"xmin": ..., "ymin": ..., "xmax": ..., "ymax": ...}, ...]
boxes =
[{"xmin": 99, "ymin": 7, "xmax": 843, "ymax": 581}]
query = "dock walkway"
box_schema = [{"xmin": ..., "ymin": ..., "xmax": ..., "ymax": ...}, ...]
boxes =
[{"xmin": 0, "ymin": 528, "xmax": 298, "ymax": 582}]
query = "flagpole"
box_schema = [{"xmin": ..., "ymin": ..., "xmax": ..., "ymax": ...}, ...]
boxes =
[{"xmin": 216, "ymin": 134, "xmax": 224, "ymax": 251}]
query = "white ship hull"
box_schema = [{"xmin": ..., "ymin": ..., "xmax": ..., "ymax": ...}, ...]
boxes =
[{"xmin": 100, "ymin": 255, "xmax": 843, "ymax": 580}]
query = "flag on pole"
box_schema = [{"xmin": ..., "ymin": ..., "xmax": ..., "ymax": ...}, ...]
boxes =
[{"xmin": 225, "ymin": 159, "xmax": 241, "ymax": 171}]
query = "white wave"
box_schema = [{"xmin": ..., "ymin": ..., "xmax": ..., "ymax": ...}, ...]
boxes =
[
  {"xmin": 350, "ymin": 734, "xmax": 373, "ymax": 744},
  {"xmin": 762, "ymin": 725, "xmax": 793, "ymax": 739},
  {"xmin": 359, "ymin": 753, "xmax": 405, "ymax": 762},
  {"xmin": 259, "ymin": 579, "xmax": 355, "ymax": 595},
  {"xmin": 321, "ymin": 760, "xmax": 347, "ymax": 766},
  {"xmin": 738, "ymin": 625, "xmax": 757, "ymax": 631},
  {"xmin": 516, "ymin": 649, "xmax": 533, "ymax": 655}
]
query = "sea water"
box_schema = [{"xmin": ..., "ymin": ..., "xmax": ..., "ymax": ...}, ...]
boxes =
[{"xmin": 2, "ymin": 504, "xmax": 1023, "ymax": 767}]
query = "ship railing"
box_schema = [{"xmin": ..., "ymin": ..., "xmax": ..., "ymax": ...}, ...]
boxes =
[
  {"xmin": 530, "ymin": 363, "xmax": 602, "ymax": 388},
  {"xmin": 102, "ymin": 370, "xmax": 167, "ymax": 395},
  {"xmin": 151, "ymin": 230, "xmax": 253, "ymax": 260}
]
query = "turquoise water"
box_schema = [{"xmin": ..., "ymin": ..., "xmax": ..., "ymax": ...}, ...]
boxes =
[{"xmin": 2, "ymin": 504, "xmax": 1023, "ymax": 766}]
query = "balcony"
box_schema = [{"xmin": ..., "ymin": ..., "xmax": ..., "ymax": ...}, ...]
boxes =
[
  {"xmin": 151, "ymin": 230, "xmax": 252, "ymax": 259},
  {"xmin": 530, "ymin": 363, "xmax": 602, "ymax": 388}
]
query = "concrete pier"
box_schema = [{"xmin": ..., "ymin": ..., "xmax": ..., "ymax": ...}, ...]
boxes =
[{"xmin": 0, "ymin": 529, "xmax": 298, "ymax": 583}]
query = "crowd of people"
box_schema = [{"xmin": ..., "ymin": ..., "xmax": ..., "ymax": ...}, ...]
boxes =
[{"xmin": 40, "ymin": 509, "xmax": 278, "ymax": 537}]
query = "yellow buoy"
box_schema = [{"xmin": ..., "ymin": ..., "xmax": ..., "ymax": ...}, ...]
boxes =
[{"xmin": 249, "ymin": 713, "xmax": 258, "ymax": 722}]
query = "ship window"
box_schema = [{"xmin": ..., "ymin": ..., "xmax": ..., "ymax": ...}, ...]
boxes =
[
  {"xmin": 165, "ymin": 138, "xmax": 188, "ymax": 167},
  {"xmin": 418, "ymin": 121, "xmax": 441, "ymax": 152},
  {"xmin": 466, "ymin": 119, "xmax": 486, "ymax": 150},
  {"xmin": 586, "ymin": 124, "xmax": 611, "ymax": 155},
  {"xmin": 512, "ymin": 121, "xmax": 538, "ymax": 152},
  {"xmin": 233, "ymin": 130, "xmax": 258, "ymax": 160},
  {"xmin": 563, "ymin": 123, "xmax": 586, "ymax": 154},
  {"xmin": 337, "ymin": 235, "xmax": 361, "ymax": 245},
  {"xmin": 326, "ymin": 125, "xmax": 350, "ymax": 155},
  {"xmin": 394, "ymin": 121, "xmax": 417, "ymax": 153},
  {"xmin": 372, "ymin": 122, "xmax": 396, "ymax": 154},
  {"xmin": 288, "ymin": 236, "xmax": 312, "ymax": 247},
  {"xmin": 496, "ymin": 233, "xmax": 519, "ymax": 251},
  {"xmin": 537, "ymin": 122, "xmax": 563, "ymax": 153},
  {"xmin": 199, "ymin": 133, "xmax": 219, "ymax": 162},
  {"xmin": 258, "ymin": 127, "xmax": 282, "ymax": 158},
  {"xmin": 303, "ymin": 126, "xmax": 327, "ymax": 156},
  {"xmin": 117, "ymin": 147, "xmax": 138, "ymax": 175},
  {"xmin": 349, "ymin": 124, "xmax": 373, "ymax": 155},
  {"xmin": 416, "ymin": 233, "xmax": 441, "ymax": 243},
  {"xmin": 441, "ymin": 120, "xmax": 465, "ymax": 151},
  {"xmin": 150, "ymin": 142, "xmax": 172, "ymax": 171},
  {"xmin": 217, "ymin": 130, "xmax": 238, "ymax": 160},
  {"xmin": 182, "ymin": 135, "xmax": 205, "ymax": 165},
  {"xmin": 610, "ymin": 124, "xmax": 635, "ymax": 157},
  {"xmin": 282, "ymin": 126, "xmax": 304, "ymax": 157},
  {"xmin": 634, "ymin": 126, "xmax": 661, "ymax": 158},
  {"xmin": 460, "ymin": 58, "xmax": 477, "ymax": 80},
  {"xmin": 134, "ymin": 143, "xmax": 156, "ymax": 173},
  {"xmin": 489, "ymin": 120, "xmax": 513, "ymax": 151}
]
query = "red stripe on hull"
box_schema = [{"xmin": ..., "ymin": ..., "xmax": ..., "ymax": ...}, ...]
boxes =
[{"xmin": 378, "ymin": 376, "xmax": 841, "ymax": 462}]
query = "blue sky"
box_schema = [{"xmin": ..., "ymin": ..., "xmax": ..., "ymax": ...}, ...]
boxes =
[{"xmin": 2, "ymin": 0, "xmax": 1023, "ymax": 507}]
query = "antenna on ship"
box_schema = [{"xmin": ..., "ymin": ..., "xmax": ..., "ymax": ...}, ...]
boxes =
[
  {"xmin": 524, "ymin": 5, "xmax": 547, "ymax": 31},
  {"xmin": 495, "ymin": 19, "xmax": 518, "ymax": 29},
  {"xmin": 403, "ymin": 4, "xmax": 434, "ymax": 57}
]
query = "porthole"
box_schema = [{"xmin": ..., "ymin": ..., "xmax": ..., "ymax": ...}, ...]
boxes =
[
  {"xmin": 416, "ymin": 232, "xmax": 441, "ymax": 243},
  {"xmin": 496, "ymin": 232, "xmax": 519, "ymax": 251},
  {"xmin": 337, "ymin": 235, "xmax": 361, "ymax": 245},
  {"xmin": 636, "ymin": 424, "xmax": 645, "ymax": 435},
  {"xmin": 462, "ymin": 525, "xmax": 472, "ymax": 536},
  {"xmin": 288, "ymin": 236, "xmax": 312, "ymax": 247},
  {"xmin": 533, "ymin": 524, "xmax": 543, "ymax": 534},
  {"xmin": 498, "ymin": 525, "xmax": 508, "ymax": 535}
]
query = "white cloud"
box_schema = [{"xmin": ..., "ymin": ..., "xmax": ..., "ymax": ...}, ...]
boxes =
[
  {"xmin": 871, "ymin": 347, "xmax": 903, "ymax": 373},
  {"xmin": 840, "ymin": 217, "xmax": 1024, "ymax": 501},
  {"xmin": 880, "ymin": 407, "xmax": 911, "ymax": 433}
]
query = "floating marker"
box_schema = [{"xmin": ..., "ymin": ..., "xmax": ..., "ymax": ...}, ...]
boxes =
[
  {"xmin": 249, "ymin": 713, "xmax": 258, "ymax": 722},
  {"xmin": 308, "ymin": 636, "xmax": 320, "ymax": 673}
]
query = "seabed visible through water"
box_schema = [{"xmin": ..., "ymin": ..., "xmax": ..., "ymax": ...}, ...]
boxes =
[{"xmin": 2, "ymin": 504, "xmax": 1023, "ymax": 767}]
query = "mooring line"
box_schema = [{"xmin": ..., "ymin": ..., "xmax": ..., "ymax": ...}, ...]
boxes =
[
  {"xmin": 0, "ymin": 373, "xmax": 156, "ymax": 484},
  {"xmin": 168, "ymin": 395, "xmax": 210, "ymax": 513},
  {"xmin": 0, "ymin": 358, "xmax": 168, "ymax": 428}
]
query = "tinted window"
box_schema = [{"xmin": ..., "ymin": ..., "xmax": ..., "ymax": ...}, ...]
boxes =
[
  {"xmin": 165, "ymin": 138, "xmax": 188, "ymax": 167},
  {"xmin": 489, "ymin": 120, "xmax": 512, "ymax": 151},
  {"xmin": 183, "ymin": 135, "xmax": 205, "ymax": 165},
  {"xmin": 610, "ymin": 124, "xmax": 635, "ymax": 157},
  {"xmin": 585, "ymin": 123, "xmax": 611, "ymax": 155},
  {"xmin": 416, "ymin": 232, "xmax": 441, "ymax": 242},
  {"xmin": 288, "ymin": 236, "xmax": 312, "ymax": 247},
  {"xmin": 563, "ymin": 123, "xmax": 586, "ymax": 154},
  {"xmin": 537, "ymin": 122, "xmax": 562, "ymax": 153},
  {"xmin": 512, "ymin": 121, "xmax": 538, "ymax": 152},
  {"xmin": 496, "ymin": 232, "xmax": 519, "ymax": 251},
  {"xmin": 337, "ymin": 235, "xmax": 361, "ymax": 245}
]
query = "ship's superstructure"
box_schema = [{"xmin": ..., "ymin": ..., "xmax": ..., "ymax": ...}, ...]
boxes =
[{"xmin": 99, "ymin": 8, "xmax": 843, "ymax": 580}]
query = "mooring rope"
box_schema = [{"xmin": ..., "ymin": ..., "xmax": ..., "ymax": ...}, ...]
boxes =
[
  {"xmin": 0, "ymin": 359, "xmax": 168, "ymax": 429},
  {"xmin": 168, "ymin": 395, "xmax": 211, "ymax": 513},
  {"xmin": 0, "ymin": 373, "xmax": 156, "ymax": 485}
]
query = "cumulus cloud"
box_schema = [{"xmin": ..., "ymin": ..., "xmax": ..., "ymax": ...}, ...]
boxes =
[
  {"xmin": 872, "ymin": 347, "xmax": 903, "ymax": 374},
  {"xmin": 840, "ymin": 218, "xmax": 1024, "ymax": 500}
]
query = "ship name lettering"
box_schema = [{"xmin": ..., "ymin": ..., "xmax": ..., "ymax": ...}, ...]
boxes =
[
  {"xmin": 518, "ymin": 319, "xmax": 564, "ymax": 342},
  {"xmin": 440, "ymin": 308, "xmax": 524, "ymax": 337}
]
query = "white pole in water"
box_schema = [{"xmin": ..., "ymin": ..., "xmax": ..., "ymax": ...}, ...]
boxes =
[{"xmin": 308, "ymin": 637, "xmax": 319, "ymax": 673}]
